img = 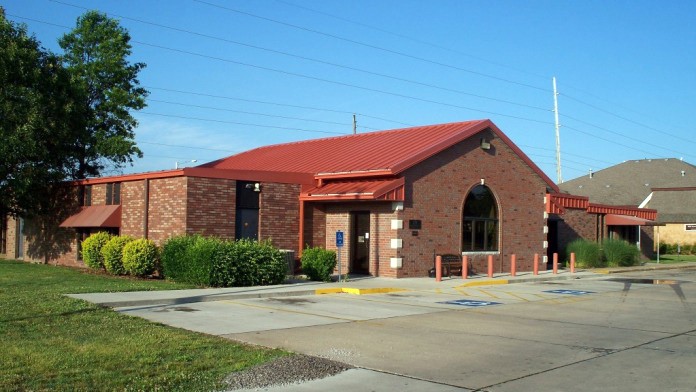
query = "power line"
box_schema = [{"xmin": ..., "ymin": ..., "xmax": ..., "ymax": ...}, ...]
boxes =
[
  {"xmin": 134, "ymin": 40, "xmax": 554, "ymax": 125},
  {"xmin": 148, "ymin": 99, "xmax": 381, "ymax": 130},
  {"xmin": 274, "ymin": 0, "xmax": 549, "ymax": 81},
  {"xmin": 139, "ymin": 112, "xmax": 349, "ymax": 135},
  {"xmin": 192, "ymin": 0, "xmax": 550, "ymax": 92},
  {"xmin": 50, "ymin": 0, "xmax": 549, "ymax": 112},
  {"xmin": 137, "ymin": 140, "xmax": 237, "ymax": 153},
  {"xmin": 146, "ymin": 86, "xmax": 414, "ymax": 126}
]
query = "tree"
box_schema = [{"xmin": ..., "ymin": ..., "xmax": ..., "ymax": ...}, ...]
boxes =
[
  {"xmin": 0, "ymin": 8, "xmax": 80, "ymax": 217},
  {"xmin": 59, "ymin": 11, "xmax": 148, "ymax": 179}
]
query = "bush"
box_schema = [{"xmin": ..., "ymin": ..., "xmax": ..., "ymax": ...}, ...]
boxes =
[
  {"xmin": 122, "ymin": 239, "xmax": 159, "ymax": 277},
  {"xmin": 566, "ymin": 239, "xmax": 603, "ymax": 268},
  {"xmin": 602, "ymin": 238, "xmax": 640, "ymax": 267},
  {"xmin": 81, "ymin": 231, "xmax": 112, "ymax": 269},
  {"xmin": 101, "ymin": 235, "xmax": 134, "ymax": 275},
  {"xmin": 210, "ymin": 239, "xmax": 287, "ymax": 287},
  {"xmin": 161, "ymin": 235, "xmax": 220, "ymax": 286},
  {"xmin": 301, "ymin": 246, "xmax": 336, "ymax": 282}
]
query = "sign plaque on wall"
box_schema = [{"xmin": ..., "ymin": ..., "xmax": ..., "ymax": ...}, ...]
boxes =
[{"xmin": 685, "ymin": 224, "xmax": 696, "ymax": 231}]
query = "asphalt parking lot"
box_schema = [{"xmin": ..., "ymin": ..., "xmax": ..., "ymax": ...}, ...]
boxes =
[{"xmin": 84, "ymin": 267, "xmax": 696, "ymax": 391}]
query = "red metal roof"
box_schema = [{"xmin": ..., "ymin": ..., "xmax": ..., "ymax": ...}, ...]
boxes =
[
  {"xmin": 605, "ymin": 214, "xmax": 660, "ymax": 226},
  {"xmin": 198, "ymin": 119, "xmax": 558, "ymax": 190},
  {"xmin": 300, "ymin": 178, "xmax": 405, "ymax": 201},
  {"xmin": 59, "ymin": 205, "xmax": 122, "ymax": 228}
]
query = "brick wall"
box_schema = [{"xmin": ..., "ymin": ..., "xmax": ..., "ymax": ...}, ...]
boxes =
[
  {"xmin": 555, "ymin": 208, "xmax": 598, "ymax": 255},
  {"xmin": 400, "ymin": 129, "xmax": 548, "ymax": 276},
  {"xmin": 260, "ymin": 182, "xmax": 301, "ymax": 252},
  {"xmin": 121, "ymin": 180, "xmax": 145, "ymax": 238},
  {"xmin": 186, "ymin": 177, "xmax": 235, "ymax": 238},
  {"xmin": 148, "ymin": 177, "xmax": 187, "ymax": 245}
]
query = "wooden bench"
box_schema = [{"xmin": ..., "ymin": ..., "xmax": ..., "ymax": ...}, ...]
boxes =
[{"xmin": 428, "ymin": 254, "xmax": 471, "ymax": 278}]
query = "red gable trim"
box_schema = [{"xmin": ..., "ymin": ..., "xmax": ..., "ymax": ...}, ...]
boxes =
[
  {"xmin": 546, "ymin": 193, "xmax": 589, "ymax": 214},
  {"xmin": 588, "ymin": 203, "xmax": 657, "ymax": 220}
]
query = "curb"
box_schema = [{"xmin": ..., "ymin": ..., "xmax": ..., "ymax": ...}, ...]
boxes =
[{"xmin": 315, "ymin": 287, "xmax": 407, "ymax": 295}]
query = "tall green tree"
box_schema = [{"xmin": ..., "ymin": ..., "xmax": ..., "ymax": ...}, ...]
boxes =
[
  {"xmin": 59, "ymin": 11, "xmax": 147, "ymax": 179},
  {"xmin": 0, "ymin": 8, "xmax": 80, "ymax": 217}
]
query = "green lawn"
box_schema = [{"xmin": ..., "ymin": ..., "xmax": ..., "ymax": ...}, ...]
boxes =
[
  {"xmin": 653, "ymin": 254, "xmax": 696, "ymax": 263},
  {"xmin": 0, "ymin": 259, "xmax": 286, "ymax": 391}
]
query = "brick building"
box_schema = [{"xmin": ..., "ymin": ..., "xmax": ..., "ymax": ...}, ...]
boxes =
[{"xmin": 0, "ymin": 119, "xmax": 657, "ymax": 277}]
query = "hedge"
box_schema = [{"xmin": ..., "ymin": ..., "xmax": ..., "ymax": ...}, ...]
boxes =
[
  {"xmin": 101, "ymin": 235, "xmax": 134, "ymax": 275},
  {"xmin": 122, "ymin": 239, "xmax": 159, "ymax": 277},
  {"xmin": 161, "ymin": 236, "xmax": 287, "ymax": 287},
  {"xmin": 300, "ymin": 246, "xmax": 337, "ymax": 282},
  {"xmin": 602, "ymin": 238, "xmax": 640, "ymax": 267},
  {"xmin": 81, "ymin": 232, "xmax": 112, "ymax": 270}
]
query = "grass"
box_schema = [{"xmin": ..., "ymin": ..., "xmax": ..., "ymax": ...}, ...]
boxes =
[
  {"xmin": 0, "ymin": 259, "xmax": 286, "ymax": 391},
  {"xmin": 653, "ymin": 254, "xmax": 696, "ymax": 263}
]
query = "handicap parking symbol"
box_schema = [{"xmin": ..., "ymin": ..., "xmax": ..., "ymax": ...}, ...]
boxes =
[
  {"xmin": 543, "ymin": 289, "xmax": 594, "ymax": 296},
  {"xmin": 440, "ymin": 299, "xmax": 501, "ymax": 307}
]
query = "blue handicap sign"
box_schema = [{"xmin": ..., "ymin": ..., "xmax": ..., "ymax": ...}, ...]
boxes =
[
  {"xmin": 543, "ymin": 289, "xmax": 594, "ymax": 296},
  {"xmin": 336, "ymin": 231, "xmax": 344, "ymax": 247},
  {"xmin": 439, "ymin": 299, "xmax": 501, "ymax": 307}
]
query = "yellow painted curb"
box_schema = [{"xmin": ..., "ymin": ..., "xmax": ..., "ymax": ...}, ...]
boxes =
[
  {"xmin": 315, "ymin": 287, "xmax": 407, "ymax": 295},
  {"xmin": 457, "ymin": 279, "xmax": 509, "ymax": 288},
  {"xmin": 594, "ymin": 269, "xmax": 611, "ymax": 274}
]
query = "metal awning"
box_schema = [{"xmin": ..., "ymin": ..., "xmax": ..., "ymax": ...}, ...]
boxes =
[
  {"xmin": 300, "ymin": 178, "xmax": 405, "ymax": 201},
  {"xmin": 59, "ymin": 205, "xmax": 122, "ymax": 228},
  {"xmin": 605, "ymin": 214, "xmax": 659, "ymax": 226}
]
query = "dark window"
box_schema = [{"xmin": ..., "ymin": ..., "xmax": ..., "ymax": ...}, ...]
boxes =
[
  {"xmin": 235, "ymin": 181, "xmax": 260, "ymax": 240},
  {"xmin": 106, "ymin": 183, "xmax": 121, "ymax": 205},
  {"xmin": 462, "ymin": 185, "xmax": 499, "ymax": 251},
  {"xmin": 79, "ymin": 185, "xmax": 92, "ymax": 206},
  {"xmin": 76, "ymin": 229, "xmax": 88, "ymax": 261},
  {"xmin": 0, "ymin": 215, "xmax": 7, "ymax": 254}
]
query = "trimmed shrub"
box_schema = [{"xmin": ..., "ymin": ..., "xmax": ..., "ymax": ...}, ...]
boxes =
[
  {"xmin": 210, "ymin": 239, "xmax": 287, "ymax": 287},
  {"xmin": 161, "ymin": 235, "xmax": 198, "ymax": 281},
  {"xmin": 301, "ymin": 246, "xmax": 336, "ymax": 282},
  {"xmin": 101, "ymin": 235, "xmax": 134, "ymax": 275},
  {"xmin": 81, "ymin": 231, "xmax": 112, "ymax": 269},
  {"xmin": 566, "ymin": 239, "xmax": 602, "ymax": 268},
  {"xmin": 122, "ymin": 239, "xmax": 159, "ymax": 277},
  {"xmin": 602, "ymin": 238, "xmax": 640, "ymax": 267},
  {"xmin": 161, "ymin": 235, "xmax": 220, "ymax": 286}
]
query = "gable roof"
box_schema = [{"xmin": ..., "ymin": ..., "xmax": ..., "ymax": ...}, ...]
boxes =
[
  {"xmin": 194, "ymin": 119, "xmax": 558, "ymax": 190},
  {"xmin": 559, "ymin": 158, "xmax": 696, "ymax": 206},
  {"xmin": 644, "ymin": 188, "xmax": 696, "ymax": 223}
]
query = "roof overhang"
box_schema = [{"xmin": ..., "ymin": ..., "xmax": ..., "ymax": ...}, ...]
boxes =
[
  {"xmin": 300, "ymin": 178, "xmax": 405, "ymax": 202},
  {"xmin": 59, "ymin": 205, "xmax": 122, "ymax": 228},
  {"xmin": 605, "ymin": 214, "xmax": 661, "ymax": 226}
]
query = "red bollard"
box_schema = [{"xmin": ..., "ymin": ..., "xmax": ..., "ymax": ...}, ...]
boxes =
[
  {"xmin": 435, "ymin": 255, "xmax": 442, "ymax": 282},
  {"xmin": 570, "ymin": 252, "xmax": 576, "ymax": 274},
  {"xmin": 533, "ymin": 253, "xmax": 539, "ymax": 275},
  {"xmin": 487, "ymin": 255, "xmax": 494, "ymax": 278},
  {"xmin": 510, "ymin": 254, "xmax": 517, "ymax": 277},
  {"xmin": 462, "ymin": 255, "xmax": 469, "ymax": 279},
  {"xmin": 553, "ymin": 253, "xmax": 558, "ymax": 274}
]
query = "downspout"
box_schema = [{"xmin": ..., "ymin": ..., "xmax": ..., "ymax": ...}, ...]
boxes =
[
  {"xmin": 298, "ymin": 199, "xmax": 305, "ymax": 258},
  {"xmin": 143, "ymin": 179, "xmax": 149, "ymax": 239}
]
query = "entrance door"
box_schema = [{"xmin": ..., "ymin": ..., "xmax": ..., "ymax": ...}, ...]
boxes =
[
  {"xmin": 351, "ymin": 212, "xmax": 370, "ymax": 274},
  {"xmin": 236, "ymin": 209, "xmax": 259, "ymax": 240}
]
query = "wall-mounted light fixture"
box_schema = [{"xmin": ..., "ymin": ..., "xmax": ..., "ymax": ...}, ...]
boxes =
[
  {"xmin": 480, "ymin": 138, "xmax": 491, "ymax": 150},
  {"xmin": 245, "ymin": 182, "xmax": 262, "ymax": 192}
]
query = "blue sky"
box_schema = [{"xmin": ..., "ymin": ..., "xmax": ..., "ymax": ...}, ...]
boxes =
[{"xmin": 4, "ymin": 0, "xmax": 695, "ymax": 182}]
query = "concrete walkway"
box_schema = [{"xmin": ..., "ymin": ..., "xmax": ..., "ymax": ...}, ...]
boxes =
[{"xmin": 68, "ymin": 262, "xmax": 696, "ymax": 307}]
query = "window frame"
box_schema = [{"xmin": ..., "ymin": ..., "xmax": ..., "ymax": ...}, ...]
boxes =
[{"xmin": 462, "ymin": 185, "xmax": 499, "ymax": 253}]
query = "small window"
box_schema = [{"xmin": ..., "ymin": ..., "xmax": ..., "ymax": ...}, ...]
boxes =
[
  {"xmin": 106, "ymin": 183, "xmax": 121, "ymax": 205},
  {"xmin": 79, "ymin": 185, "xmax": 92, "ymax": 206}
]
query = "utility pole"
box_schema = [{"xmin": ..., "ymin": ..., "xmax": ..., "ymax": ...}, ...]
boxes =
[
  {"xmin": 353, "ymin": 114, "xmax": 357, "ymax": 134},
  {"xmin": 552, "ymin": 77, "xmax": 563, "ymax": 184}
]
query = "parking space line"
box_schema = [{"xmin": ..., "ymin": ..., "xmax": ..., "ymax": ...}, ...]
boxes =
[
  {"xmin": 503, "ymin": 291, "xmax": 532, "ymax": 302},
  {"xmin": 476, "ymin": 289, "xmax": 501, "ymax": 299}
]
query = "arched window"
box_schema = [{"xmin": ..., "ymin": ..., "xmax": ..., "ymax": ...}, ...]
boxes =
[{"xmin": 462, "ymin": 185, "xmax": 498, "ymax": 251}]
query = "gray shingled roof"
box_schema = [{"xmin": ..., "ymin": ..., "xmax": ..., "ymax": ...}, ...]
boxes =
[
  {"xmin": 644, "ymin": 189, "xmax": 696, "ymax": 223},
  {"xmin": 559, "ymin": 158, "xmax": 696, "ymax": 206}
]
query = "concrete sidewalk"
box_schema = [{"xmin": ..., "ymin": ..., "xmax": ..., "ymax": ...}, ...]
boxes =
[{"xmin": 68, "ymin": 262, "xmax": 696, "ymax": 308}]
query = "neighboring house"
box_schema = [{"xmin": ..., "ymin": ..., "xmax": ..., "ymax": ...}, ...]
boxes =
[
  {"xmin": 1, "ymin": 119, "xmax": 660, "ymax": 276},
  {"xmin": 558, "ymin": 158, "xmax": 696, "ymax": 254},
  {"xmin": 642, "ymin": 187, "xmax": 696, "ymax": 246}
]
